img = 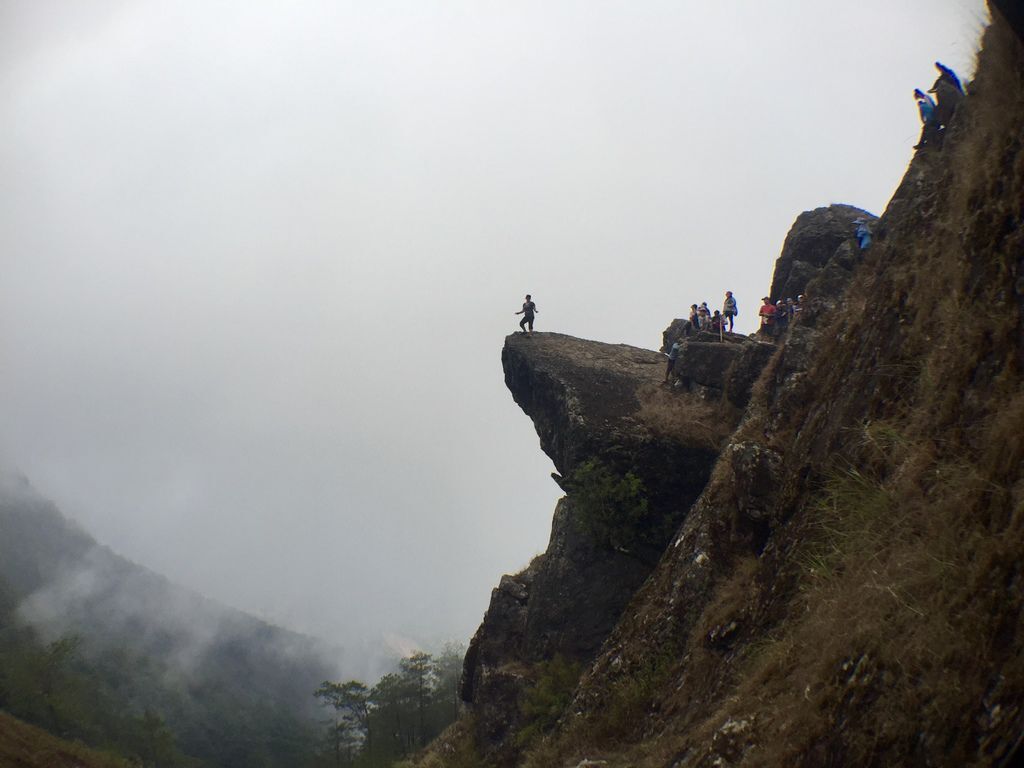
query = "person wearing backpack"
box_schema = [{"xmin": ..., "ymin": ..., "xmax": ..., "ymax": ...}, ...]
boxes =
[{"xmin": 722, "ymin": 291, "xmax": 738, "ymax": 332}]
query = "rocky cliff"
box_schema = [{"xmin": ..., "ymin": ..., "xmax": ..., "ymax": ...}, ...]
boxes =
[
  {"xmin": 420, "ymin": 7, "xmax": 1023, "ymax": 767},
  {"xmin": 460, "ymin": 200, "xmax": 883, "ymax": 764},
  {"xmin": 462, "ymin": 335, "xmax": 723, "ymax": 757}
]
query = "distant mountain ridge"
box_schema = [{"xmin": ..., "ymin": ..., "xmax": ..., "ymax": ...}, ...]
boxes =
[{"xmin": 0, "ymin": 469, "xmax": 340, "ymax": 766}]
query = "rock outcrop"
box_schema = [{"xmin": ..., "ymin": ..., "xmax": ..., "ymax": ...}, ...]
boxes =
[
  {"xmin": 662, "ymin": 336, "xmax": 776, "ymax": 408},
  {"xmin": 463, "ymin": 334, "xmax": 724, "ymax": 762},
  {"xmin": 768, "ymin": 204, "xmax": 874, "ymax": 306},
  {"xmin": 461, "ymin": 203, "xmax": 890, "ymax": 767}
]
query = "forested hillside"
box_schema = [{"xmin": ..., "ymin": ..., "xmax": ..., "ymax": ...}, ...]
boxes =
[
  {"xmin": 0, "ymin": 471, "xmax": 337, "ymax": 766},
  {"xmin": 0, "ymin": 710, "xmax": 131, "ymax": 768}
]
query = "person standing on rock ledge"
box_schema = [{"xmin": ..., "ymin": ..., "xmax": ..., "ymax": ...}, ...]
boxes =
[
  {"xmin": 723, "ymin": 291, "xmax": 738, "ymax": 332},
  {"xmin": 759, "ymin": 296, "xmax": 777, "ymax": 338},
  {"xmin": 515, "ymin": 294, "xmax": 538, "ymax": 334}
]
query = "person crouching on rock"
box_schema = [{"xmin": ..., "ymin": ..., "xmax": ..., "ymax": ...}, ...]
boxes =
[
  {"xmin": 925, "ymin": 62, "xmax": 965, "ymax": 149},
  {"xmin": 515, "ymin": 294, "xmax": 538, "ymax": 334}
]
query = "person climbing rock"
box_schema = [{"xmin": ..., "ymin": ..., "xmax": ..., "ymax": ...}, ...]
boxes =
[
  {"xmin": 926, "ymin": 62, "xmax": 965, "ymax": 148},
  {"xmin": 664, "ymin": 338, "xmax": 682, "ymax": 383},
  {"xmin": 759, "ymin": 296, "xmax": 777, "ymax": 337},
  {"xmin": 723, "ymin": 291, "xmax": 738, "ymax": 332},
  {"xmin": 515, "ymin": 294, "xmax": 538, "ymax": 334},
  {"xmin": 913, "ymin": 88, "xmax": 938, "ymax": 149},
  {"xmin": 854, "ymin": 218, "xmax": 872, "ymax": 250}
]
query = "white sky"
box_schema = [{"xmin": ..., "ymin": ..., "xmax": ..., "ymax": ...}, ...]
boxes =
[{"xmin": 0, "ymin": 1, "xmax": 988, "ymax": 659}]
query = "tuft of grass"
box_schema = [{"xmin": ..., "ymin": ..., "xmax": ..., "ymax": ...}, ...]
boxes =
[
  {"xmin": 515, "ymin": 655, "xmax": 583, "ymax": 748},
  {"xmin": 635, "ymin": 385, "xmax": 737, "ymax": 449}
]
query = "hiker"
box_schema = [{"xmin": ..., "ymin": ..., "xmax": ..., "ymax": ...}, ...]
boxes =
[
  {"xmin": 794, "ymin": 294, "xmax": 805, "ymax": 316},
  {"xmin": 913, "ymin": 88, "xmax": 939, "ymax": 149},
  {"xmin": 786, "ymin": 297, "xmax": 797, "ymax": 320},
  {"xmin": 698, "ymin": 302, "xmax": 710, "ymax": 329},
  {"xmin": 664, "ymin": 339, "xmax": 682, "ymax": 383},
  {"xmin": 723, "ymin": 291, "xmax": 738, "ymax": 332},
  {"xmin": 775, "ymin": 300, "xmax": 789, "ymax": 333},
  {"xmin": 915, "ymin": 88, "xmax": 937, "ymax": 122},
  {"xmin": 935, "ymin": 61, "xmax": 964, "ymax": 94},
  {"xmin": 925, "ymin": 63, "xmax": 965, "ymax": 148},
  {"xmin": 710, "ymin": 310, "xmax": 724, "ymax": 333},
  {"xmin": 854, "ymin": 218, "xmax": 872, "ymax": 250},
  {"xmin": 759, "ymin": 296, "xmax": 777, "ymax": 337},
  {"xmin": 515, "ymin": 294, "xmax": 538, "ymax": 334},
  {"xmin": 688, "ymin": 304, "xmax": 700, "ymax": 331}
]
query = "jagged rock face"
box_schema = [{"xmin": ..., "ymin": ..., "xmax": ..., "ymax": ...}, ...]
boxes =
[
  {"xmin": 667, "ymin": 339, "xmax": 776, "ymax": 408},
  {"xmin": 769, "ymin": 204, "xmax": 875, "ymax": 303},
  {"xmin": 462, "ymin": 332, "xmax": 722, "ymax": 762},
  {"xmin": 501, "ymin": 333, "xmax": 668, "ymax": 479},
  {"xmin": 658, "ymin": 200, "xmax": 876, "ymax": 412}
]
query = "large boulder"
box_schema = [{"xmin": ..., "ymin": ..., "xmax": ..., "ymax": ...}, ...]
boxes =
[{"xmin": 769, "ymin": 204, "xmax": 875, "ymax": 303}]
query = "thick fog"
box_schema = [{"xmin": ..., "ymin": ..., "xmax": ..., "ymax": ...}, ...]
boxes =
[{"xmin": 0, "ymin": 1, "xmax": 987, "ymax": 657}]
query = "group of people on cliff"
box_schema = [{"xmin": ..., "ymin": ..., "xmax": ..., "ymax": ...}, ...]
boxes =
[
  {"xmin": 758, "ymin": 295, "xmax": 804, "ymax": 338},
  {"xmin": 685, "ymin": 292, "xmax": 806, "ymax": 341},
  {"xmin": 913, "ymin": 61, "xmax": 965, "ymax": 150},
  {"xmin": 687, "ymin": 291, "xmax": 739, "ymax": 336}
]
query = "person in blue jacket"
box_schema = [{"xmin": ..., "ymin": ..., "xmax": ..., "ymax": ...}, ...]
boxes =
[
  {"xmin": 914, "ymin": 88, "xmax": 938, "ymax": 149},
  {"xmin": 854, "ymin": 218, "xmax": 872, "ymax": 250}
]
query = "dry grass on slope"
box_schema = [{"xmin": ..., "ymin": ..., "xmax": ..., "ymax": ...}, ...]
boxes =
[
  {"xmin": 635, "ymin": 384, "xmax": 738, "ymax": 451},
  {"xmin": 668, "ymin": 17, "xmax": 1024, "ymax": 766}
]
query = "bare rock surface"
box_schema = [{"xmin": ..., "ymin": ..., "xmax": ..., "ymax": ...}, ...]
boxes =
[{"xmin": 768, "ymin": 203, "xmax": 875, "ymax": 304}]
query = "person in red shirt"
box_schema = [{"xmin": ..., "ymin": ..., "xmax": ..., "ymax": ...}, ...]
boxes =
[{"xmin": 759, "ymin": 297, "xmax": 777, "ymax": 337}]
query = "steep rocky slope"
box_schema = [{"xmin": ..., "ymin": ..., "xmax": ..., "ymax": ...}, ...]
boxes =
[
  {"xmin": 520, "ymin": 11, "xmax": 1024, "ymax": 768},
  {"xmin": 418, "ymin": 7, "xmax": 1022, "ymax": 767}
]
